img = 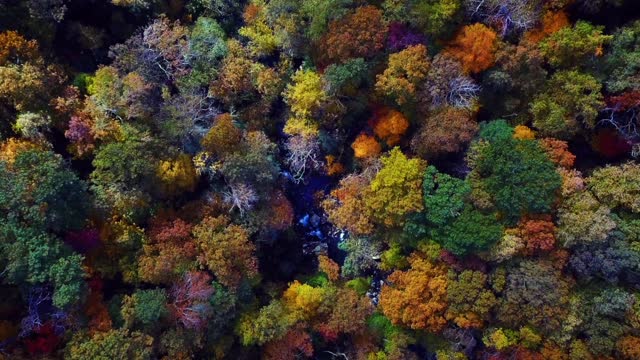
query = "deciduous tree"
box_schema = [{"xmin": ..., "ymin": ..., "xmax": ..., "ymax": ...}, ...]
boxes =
[
  {"xmin": 192, "ymin": 216, "xmax": 258, "ymax": 288},
  {"xmin": 540, "ymin": 21, "xmax": 611, "ymax": 68},
  {"xmin": 446, "ymin": 270, "xmax": 496, "ymax": 328},
  {"xmin": 371, "ymin": 109, "xmax": 410, "ymax": 146},
  {"xmin": 321, "ymin": 6, "xmax": 387, "ymax": 64},
  {"xmin": 411, "ymin": 107, "xmax": 478, "ymax": 159},
  {"xmin": 323, "ymin": 173, "xmax": 375, "ymax": 236},
  {"xmin": 66, "ymin": 329, "xmax": 153, "ymax": 360},
  {"xmin": 376, "ymin": 45, "xmax": 430, "ymax": 105},
  {"xmin": 365, "ymin": 148, "xmax": 426, "ymax": 227},
  {"xmin": 587, "ymin": 162, "xmax": 640, "ymax": 213},
  {"xmin": 351, "ymin": 133, "xmax": 382, "ymax": 159},
  {"xmin": 379, "ymin": 253, "xmax": 448, "ymax": 332},
  {"xmin": 474, "ymin": 126, "xmax": 562, "ymax": 222},
  {"xmin": 447, "ymin": 23, "xmax": 498, "ymax": 74}
]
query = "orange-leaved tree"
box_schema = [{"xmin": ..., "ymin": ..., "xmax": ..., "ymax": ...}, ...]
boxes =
[
  {"xmin": 322, "ymin": 173, "xmax": 375, "ymax": 236},
  {"xmin": 321, "ymin": 6, "xmax": 387, "ymax": 64},
  {"xmin": 379, "ymin": 253, "xmax": 448, "ymax": 332},
  {"xmin": 446, "ymin": 23, "xmax": 498, "ymax": 74},
  {"xmin": 193, "ymin": 216, "xmax": 258, "ymax": 288},
  {"xmin": 351, "ymin": 133, "xmax": 381, "ymax": 159},
  {"xmin": 371, "ymin": 108, "xmax": 410, "ymax": 146}
]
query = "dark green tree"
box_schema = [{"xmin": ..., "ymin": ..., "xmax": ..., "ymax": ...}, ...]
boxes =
[{"xmin": 475, "ymin": 125, "xmax": 562, "ymax": 223}]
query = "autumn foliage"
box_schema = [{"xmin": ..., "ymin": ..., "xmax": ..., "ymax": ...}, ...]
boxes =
[
  {"xmin": 371, "ymin": 108, "xmax": 410, "ymax": 146},
  {"xmin": 447, "ymin": 23, "xmax": 499, "ymax": 74},
  {"xmin": 322, "ymin": 6, "xmax": 387, "ymax": 64},
  {"xmin": 518, "ymin": 216, "xmax": 557, "ymax": 255},
  {"xmin": 380, "ymin": 253, "xmax": 448, "ymax": 332},
  {"xmin": 376, "ymin": 44, "xmax": 430, "ymax": 105},
  {"xmin": 3, "ymin": 2, "xmax": 640, "ymax": 360},
  {"xmin": 351, "ymin": 133, "xmax": 381, "ymax": 159},
  {"xmin": 193, "ymin": 216, "xmax": 258, "ymax": 288}
]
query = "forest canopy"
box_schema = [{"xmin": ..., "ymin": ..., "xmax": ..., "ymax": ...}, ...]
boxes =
[{"xmin": 1, "ymin": 0, "xmax": 640, "ymax": 359}]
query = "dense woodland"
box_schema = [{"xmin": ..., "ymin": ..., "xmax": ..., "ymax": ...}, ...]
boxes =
[{"xmin": 2, "ymin": 0, "xmax": 640, "ymax": 359}]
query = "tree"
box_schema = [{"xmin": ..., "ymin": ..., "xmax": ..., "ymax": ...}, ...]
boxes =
[
  {"xmin": 321, "ymin": 6, "xmax": 387, "ymax": 63},
  {"xmin": 379, "ymin": 253, "xmax": 448, "ymax": 332},
  {"xmin": 200, "ymin": 113, "xmax": 242, "ymax": 159},
  {"xmin": 264, "ymin": 328, "xmax": 314, "ymax": 360},
  {"xmin": 539, "ymin": 138, "xmax": 575, "ymax": 168},
  {"xmin": 540, "ymin": 21, "xmax": 611, "ymax": 68},
  {"xmin": 110, "ymin": 16, "xmax": 190, "ymax": 82},
  {"xmin": 575, "ymin": 288, "xmax": 633, "ymax": 356},
  {"xmin": 422, "ymin": 165, "xmax": 471, "ymax": 227},
  {"xmin": 557, "ymin": 190, "xmax": 616, "ymax": 247},
  {"xmin": 121, "ymin": 289, "xmax": 169, "ymax": 329},
  {"xmin": 383, "ymin": 0, "xmax": 461, "ymax": 37},
  {"xmin": 339, "ymin": 236, "xmax": 382, "ymax": 278},
  {"xmin": 223, "ymin": 182, "xmax": 258, "ymax": 216},
  {"xmin": 0, "ymin": 31, "xmax": 62, "ymax": 112},
  {"xmin": 618, "ymin": 336, "xmax": 640, "ymax": 360},
  {"xmin": 569, "ymin": 233, "xmax": 640, "ymax": 284},
  {"xmin": 324, "ymin": 58, "xmax": 369, "ymax": 95},
  {"xmin": 138, "ymin": 218, "xmax": 198, "ymax": 284},
  {"xmin": 282, "ymin": 68, "xmax": 328, "ymax": 137},
  {"xmin": 318, "ymin": 255, "xmax": 340, "ymax": 281},
  {"xmin": 376, "ymin": 44, "xmax": 430, "ymax": 105},
  {"xmin": 90, "ymin": 125, "xmax": 158, "ymax": 221},
  {"xmin": 236, "ymin": 301, "xmax": 293, "ymax": 346},
  {"xmin": 464, "ymin": 0, "xmax": 541, "ymax": 35},
  {"xmin": 0, "ymin": 147, "xmax": 88, "ymax": 232},
  {"xmin": 263, "ymin": 190, "xmax": 294, "ymax": 231},
  {"xmin": 208, "ymin": 40, "xmax": 258, "ymax": 107},
  {"xmin": 111, "ymin": 0, "xmax": 155, "ymax": 9},
  {"xmin": 446, "ymin": 23, "xmax": 498, "ymax": 74},
  {"xmin": 484, "ymin": 229, "xmax": 525, "ymax": 263},
  {"xmin": 14, "ymin": 112, "xmax": 51, "ymax": 140},
  {"xmin": 185, "ymin": 17, "xmax": 227, "ymax": 88},
  {"xmin": 192, "ymin": 216, "xmax": 258, "ymax": 288},
  {"xmin": 220, "ymin": 131, "xmax": 279, "ymax": 190},
  {"xmin": 431, "ymin": 206, "xmax": 503, "ymax": 256},
  {"xmin": 169, "ymin": 271, "xmax": 214, "ymax": 330},
  {"xmin": 513, "ymin": 125, "xmax": 535, "ymax": 140},
  {"xmin": 65, "ymin": 110, "xmax": 97, "ymax": 158},
  {"xmin": 587, "ymin": 162, "xmax": 640, "ymax": 213},
  {"xmin": 474, "ymin": 129, "xmax": 562, "ymax": 223},
  {"xmin": 371, "ymin": 109, "xmax": 410, "ymax": 146},
  {"xmin": 481, "ymin": 41, "xmax": 547, "ymax": 124},
  {"xmin": 524, "ymin": 10, "xmax": 570, "ymax": 43},
  {"xmin": 66, "ymin": 329, "xmax": 153, "ymax": 360},
  {"xmin": 155, "ymin": 154, "xmax": 198, "ymax": 198},
  {"xmin": 411, "ymin": 107, "xmax": 478, "ymax": 159},
  {"xmin": 317, "ymin": 287, "xmax": 373, "ymax": 339},
  {"xmin": 446, "ymin": 270, "xmax": 496, "ymax": 328},
  {"xmin": 517, "ymin": 216, "xmax": 556, "ymax": 254},
  {"xmin": 605, "ymin": 21, "xmax": 640, "ymax": 93},
  {"xmin": 365, "ymin": 147, "xmax": 426, "ymax": 227},
  {"xmin": 0, "ymin": 31, "xmax": 39, "ymax": 66},
  {"xmin": 284, "ymin": 135, "xmax": 323, "ymax": 183},
  {"xmin": 238, "ymin": 0, "xmax": 280, "ymax": 57},
  {"xmin": 351, "ymin": 133, "xmax": 382, "ymax": 159},
  {"xmin": 49, "ymin": 253, "xmax": 86, "ymax": 308},
  {"xmin": 323, "ymin": 174, "xmax": 375, "ymax": 236},
  {"xmin": 531, "ymin": 70, "xmax": 604, "ymax": 138},
  {"xmin": 497, "ymin": 260, "xmax": 571, "ymax": 333},
  {"xmin": 419, "ymin": 54, "xmax": 480, "ymax": 110},
  {"xmin": 282, "ymin": 280, "xmax": 327, "ymax": 321}
]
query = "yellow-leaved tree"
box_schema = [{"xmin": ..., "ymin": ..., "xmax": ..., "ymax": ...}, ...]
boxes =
[{"xmin": 365, "ymin": 147, "xmax": 426, "ymax": 227}]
